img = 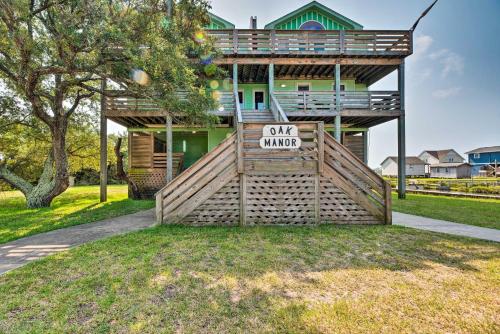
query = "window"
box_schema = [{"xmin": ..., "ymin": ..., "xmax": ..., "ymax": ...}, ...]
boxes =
[
  {"xmin": 299, "ymin": 21, "xmax": 325, "ymax": 30},
  {"xmin": 474, "ymin": 153, "xmax": 480, "ymax": 159},
  {"xmin": 333, "ymin": 84, "xmax": 345, "ymax": 91},
  {"xmin": 238, "ymin": 91, "xmax": 244, "ymax": 109},
  {"xmin": 297, "ymin": 83, "xmax": 310, "ymax": 91}
]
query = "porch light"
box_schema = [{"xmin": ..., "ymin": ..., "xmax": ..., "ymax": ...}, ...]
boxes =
[
  {"xmin": 218, "ymin": 106, "xmax": 225, "ymax": 112},
  {"xmin": 280, "ymin": 84, "xmax": 287, "ymax": 88},
  {"xmin": 192, "ymin": 131, "xmax": 197, "ymax": 134}
]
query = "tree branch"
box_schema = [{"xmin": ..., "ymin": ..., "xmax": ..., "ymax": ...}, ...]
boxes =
[{"xmin": 0, "ymin": 164, "xmax": 34, "ymax": 195}]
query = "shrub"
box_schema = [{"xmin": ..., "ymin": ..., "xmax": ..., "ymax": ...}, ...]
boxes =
[{"xmin": 468, "ymin": 186, "xmax": 500, "ymax": 195}]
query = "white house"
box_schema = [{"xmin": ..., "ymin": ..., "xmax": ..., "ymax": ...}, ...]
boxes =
[
  {"xmin": 418, "ymin": 149, "xmax": 469, "ymax": 178},
  {"xmin": 429, "ymin": 163, "xmax": 472, "ymax": 179},
  {"xmin": 380, "ymin": 157, "xmax": 428, "ymax": 177}
]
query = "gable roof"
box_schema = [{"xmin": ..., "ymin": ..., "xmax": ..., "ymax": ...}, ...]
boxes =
[
  {"xmin": 420, "ymin": 149, "xmax": 461, "ymax": 160},
  {"xmin": 208, "ymin": 12, "xmax": 235, "ymax": 29},
  {"xmin": 264, "ymin": 1, "xmax": 363, "ymax": 30},
  {"xmin": 465, "ymin": 146, "xmax": 500, "ymax": 154},
  {"xmin": 382, "ymin": 156, "xmax": 428, "ymax": 166},
  {"xmin": 430, "ymin": 162, "xmax": 470, "ymax": 168}
]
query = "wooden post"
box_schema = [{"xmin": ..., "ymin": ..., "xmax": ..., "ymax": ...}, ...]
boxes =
[
  {"xmin": 384, "ymin": 181, "xmax": 392, "ymax": 225},
  {"xmin": 233, "ymin": 63, "xmax": 238, "ymax": 99},
  {"xmin": 239, "ymin": 173, "xmax": 247, "ymax": 226},
  {"xmin": 397, "ymin": 60, "xmax": 406, "ymax": 199},
  {"xmin": 269, "ymin": 63, "xmax": 274, "ymax": 96},
  {"xmin": 314, "ymin": 174, "xmax": 320, "ymax": 224},
  {"xmin": 363, "ymin": 130, "xmax": 369, "ymax": 164},
  {"xmin": 335, "ymin": 63, "xmax": 341, "ymax": 141},
  {"xmin": 166, "ymin": 114, "xmax": 173, "ymax": 182},
  {"xmin": 99, "ymin": 78, "xmax": 107, "ymax": 202}
]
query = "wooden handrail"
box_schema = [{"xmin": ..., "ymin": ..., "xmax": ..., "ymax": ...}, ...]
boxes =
[
  {"xmin": 323, "ymin": 131, "xmax": 391, "ymax": 223},
  {"xmin": 234, "ymin": 90, "xmax": 242, "ymax": 123},
  {"xmin": 270, "ymin": 94, "xmax": 289, "ymax": 122},
  {"xmin": 207, "ymin": 29, "xmax": 412, "ymax": 56}
]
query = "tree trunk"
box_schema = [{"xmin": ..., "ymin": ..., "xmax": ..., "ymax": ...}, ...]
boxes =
[
  {"xmin": 114, "ymin": 137, "xmax": 142, "ymax": 199},
  {"xmin": 0, "ymin": 117, "xmax": 70, "ymax": 209}
]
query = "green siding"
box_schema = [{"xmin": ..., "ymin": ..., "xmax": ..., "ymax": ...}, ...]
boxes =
[
  {"xmin": 275, "ymin": 9, "xmax": 351, "ymax": 30},
  {"xmin": 172, "ymin": 132, "xmax": 208, "ymax": 169},
  {"xmin": 208, "ymin": 128, "xmax": 234, "ymax": 150}
]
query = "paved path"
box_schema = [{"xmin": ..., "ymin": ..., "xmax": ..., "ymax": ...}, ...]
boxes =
[
  {"xmin": 0, "ymin": 209, "xmax": 156, "ymax": 275},
  {"xmin": 393, "ymin": 212, "xmax": 500, "ymax": 242},
  {"xmin": 2, "ymin": 210, "xmax": 498, "ymax": 275}
]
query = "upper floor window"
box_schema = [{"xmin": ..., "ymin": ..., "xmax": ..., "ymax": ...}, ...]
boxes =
[
  {"xmin": 299, "ymin": 21, "xmax": 325, "ymax": 30},
  {"xmin": 333, "ymin": 84, "xmax": 345, "ymax": 91},
  {"xmin": 298, "ymin": 84, "xmax": 310, "ymax": 91},
  {"xmin": 474, "ymin": 153, "xmax": 480, "ymax": 159}
]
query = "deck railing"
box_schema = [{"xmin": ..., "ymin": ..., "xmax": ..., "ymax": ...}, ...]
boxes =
[
  {"xmin": 273, "ymin": 91, "xmax": 400, "ymax": 114},
  {"xmin": 208, "ymin": 29, "xmax": 412, "ymax": 56},
  {"xmin": 105, "ymin": 91, "xmax": 236, "ymax": 117}
]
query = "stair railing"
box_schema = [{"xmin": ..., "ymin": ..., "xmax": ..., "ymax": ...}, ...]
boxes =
[
  {"xmin": 270, "ymin": 94, "xmax": 289, "ymax": 122},
  {"xmin": 234, "ymin": 91, "xmax": 243, "ymax": 125}
]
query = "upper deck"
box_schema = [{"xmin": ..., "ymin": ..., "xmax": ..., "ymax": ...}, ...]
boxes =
[{"xmin": 208, "ymin": 29, "xmax": 412, "ymax": 58}]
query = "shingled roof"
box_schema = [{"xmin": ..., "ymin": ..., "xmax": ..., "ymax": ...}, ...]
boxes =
[
  {"xmin": 421, "ymin": 149, "xmax": 455, "ymax": 160},
  {"xmin": 382, "ymin": 156, "xmax": 428, "ymax": 165},
  {"xmin": 465, "ymin": 146, "xmax": 500, "ymax": 154}
]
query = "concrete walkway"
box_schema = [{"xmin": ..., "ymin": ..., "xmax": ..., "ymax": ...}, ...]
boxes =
[
  {"xmin": 0, "ymin": 209, "xmax": 156, "ymax": 275},
  {"xmin": 393, "ymin": 212, "xmax": 500, "ymax": 242},
  {"xmin": 1, "ymin": 210, "xmax": 498, "ymax": 275}
]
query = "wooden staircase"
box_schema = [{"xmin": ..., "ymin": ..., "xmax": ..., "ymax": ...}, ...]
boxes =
[
  {"xmin": 155, "ymin": 122, "xmax": 391, "ymax": 226},
  {"xmin": 241, "ymin": 109, "xmax": 275, "ymax": 123}
]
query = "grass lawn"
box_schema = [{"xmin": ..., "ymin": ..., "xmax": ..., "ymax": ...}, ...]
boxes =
[
  {"xmin": 392, "ymin": 193, "xmax": 500, "ymax": 230},
  {"xmin": 0, "ymin": 185, "xmax": 154, "ymax": 244},
  {"xmin": 0, "ymin": 225, "xmax": 499, "ymax": 333}
]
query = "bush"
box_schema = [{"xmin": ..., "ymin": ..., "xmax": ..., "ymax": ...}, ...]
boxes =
[{"xmin": 468, "ymin": 186, "xmax": 500, "ymax": 195}]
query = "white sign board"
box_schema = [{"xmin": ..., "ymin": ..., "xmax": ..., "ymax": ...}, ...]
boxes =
[{"xmin": 259, "ymin": 125, "xmax": 301, "ymax": 149}]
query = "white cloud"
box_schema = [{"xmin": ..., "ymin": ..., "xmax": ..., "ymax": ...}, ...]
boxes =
[
  {"xmin": 430, "ymin": 49, "xmax": 465, "ymax": 77},
  {"xmin": 413, "ymin": 35, "xmax": 433, "ymax": 60},
  {"xmin": 432, "ymin": 87, "xmax": 462, "ymax": 99}
]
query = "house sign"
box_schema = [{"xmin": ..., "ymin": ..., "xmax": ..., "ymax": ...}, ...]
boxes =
[{"xmin": 259, "ymin": 125, "xmax": 301, "ymax": 149}]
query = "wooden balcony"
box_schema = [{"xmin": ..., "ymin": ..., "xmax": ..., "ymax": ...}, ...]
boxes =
[
  {"xmin": 208, "ymin": 29, "xmax": 412, "ymax": 57},
  {"xmin": 105, "ymin": 90, "xmax": 400, "ymax": 128},
  {"xmin": 104, "ymin": 91, "xmax": 236, "ymax": 127}
]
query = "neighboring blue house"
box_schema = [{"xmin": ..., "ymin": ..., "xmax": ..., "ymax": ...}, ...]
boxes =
[{"xmin": 465, "ymin": 146, "xmax": 500, "ymax": 176}]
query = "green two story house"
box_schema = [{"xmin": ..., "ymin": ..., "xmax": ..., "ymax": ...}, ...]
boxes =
[{"xmin": 103, "ymin": 1, "xmax": 412, "ymax": 226}]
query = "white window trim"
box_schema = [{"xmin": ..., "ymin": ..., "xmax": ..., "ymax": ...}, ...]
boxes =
[
  {"xmin": 252, "ymin": 89, "xmax": 266, "ymax": 110},
  {"xmin": 296, "ymin": 82, "xmax": 311, "ymax": 91}
]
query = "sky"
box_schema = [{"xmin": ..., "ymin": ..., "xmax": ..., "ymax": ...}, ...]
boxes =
[{"xmin": 109, "ymin": 0, "xmax": 500, "ymax": 168}]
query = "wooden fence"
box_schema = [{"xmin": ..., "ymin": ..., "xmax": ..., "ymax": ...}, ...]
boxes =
[
  {"xmin": 208, "ymin": 29, "xmax": 412, "ymax": 56},
  {"xmin": 155, "ymin": 122, "xmax": 392, "ymax": 226}
]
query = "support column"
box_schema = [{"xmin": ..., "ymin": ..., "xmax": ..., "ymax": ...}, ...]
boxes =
[
  {"xmin": 233, "ymin": 63, "xmax": 238, "ymax": 98},
  {"xmin": 363, "ymin": 130, "xmax": 369, "ymax": 164},
  {"xmin": 397, "ymin": 60, "xmax": 406, "ymax": 199},
  {"xmin": 166, "ymin": 114, "xmax": 173, "ymax": 183},
  {"xmin": 335, "ymin": 63, "xmax": 341, "ymax": 141},
  {"xmin": 268, "ymin": 63, "xmax": 274, "ymax": 96},
  {"xmin": 99, "ymin": 78, "xmax": 107, "ymax": 203}
]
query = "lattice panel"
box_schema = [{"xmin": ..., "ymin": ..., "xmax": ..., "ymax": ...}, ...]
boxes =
[
  {"xmin": 319, "ymin": 176, "xmax": 379, "ymax": 224},
  {"xmin": 182, "ymin": 176, "xmax": 240, "ymax": 226},
  {"xmin": 129, "ymin": 169, "xmax": 167, "ymax": 199},
  {"xmin": 246, "ymin": 174, "xmax": 316, "ymax": 225}
]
